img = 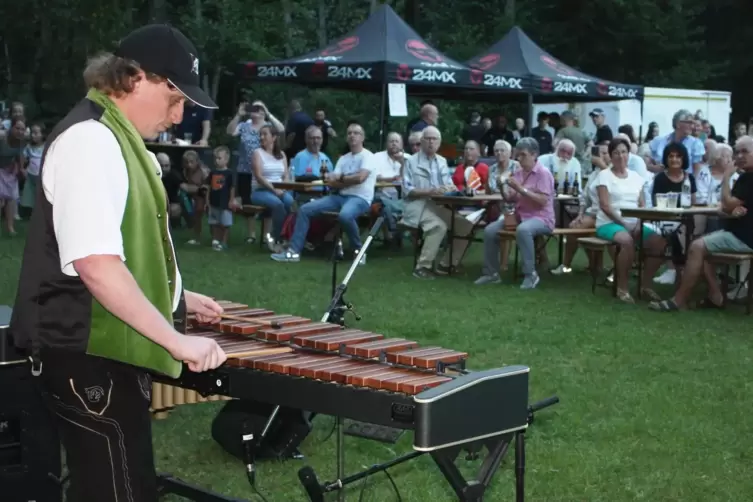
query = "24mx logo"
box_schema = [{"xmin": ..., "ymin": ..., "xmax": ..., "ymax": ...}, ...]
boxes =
[
  {"xmin": 327, "ymin": 66, "xmax": 372, "ymax": 80},
  {"xmin": 482, "ymin": 74, "xmax": 523, "ymax": 90},
  {"xmin": 554, "ymin": 82, "xmax": 587, "ymax": 94},
  {"xmin": 412, "ymin": 69, "xmax": 456, "ymax": 83},
  {"xmin": 257, "ymin": 66, "xmax": 297, "ymax": 78},
  {"xmin": 608, "ymin": 86, "xmax": 638, "ymax": 98}
]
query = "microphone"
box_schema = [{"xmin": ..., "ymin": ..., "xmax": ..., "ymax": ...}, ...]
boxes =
[
  {"xmin": 297, "ymin": 467, "xmax": 325, "ymax": 502},
  {"xmin": 242, "ymin": 433, "xmax": 257, "ymax": 486}
]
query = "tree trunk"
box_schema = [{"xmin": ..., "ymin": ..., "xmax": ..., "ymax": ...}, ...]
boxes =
[
  {"xmin": 281, "ymin": 0, "xmax": 293, "ymax": 58},
  {"xmin": 504, "ymin": 0, "xmax": 516, "ymax": 23},
  {"xmin": 317, "ymin": 0, "xmax": 328, "ymax": 47}
]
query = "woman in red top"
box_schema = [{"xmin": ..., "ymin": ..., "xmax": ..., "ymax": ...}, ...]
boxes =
[{"xmin": 452, "ymin": 140, "xmax": 489, "ymax": 193}]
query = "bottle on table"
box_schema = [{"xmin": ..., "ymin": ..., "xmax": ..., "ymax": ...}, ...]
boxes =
[
  {"xmin": 680, "ymin": 176, "xmax": 692, "ymax": 208},
  {"xmin": 320, "ymin": 159, "xmax": 328, "ymax": 179},
  {"xmin": 572, "ymin": 173, "xmax": 580, "ymax": 197},
  {"xmin": 562, "ymin": 172, "xmax": 570, "ymax": 195}
]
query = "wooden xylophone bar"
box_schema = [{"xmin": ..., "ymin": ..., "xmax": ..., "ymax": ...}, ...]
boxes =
[{"xmin": 150, "ymin": 300, "xmax": 469, "ymax": 419}]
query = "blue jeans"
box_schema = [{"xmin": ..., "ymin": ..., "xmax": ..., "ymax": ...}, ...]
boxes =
[
  {"xmin": 290, "ymin": 194, "xmax": 370, "ymax": 253},
  {"xmin": 250, "ymin": 189, "xmax": 294, "ymax": 239}
]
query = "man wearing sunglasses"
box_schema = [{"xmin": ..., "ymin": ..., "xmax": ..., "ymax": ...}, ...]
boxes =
[{"xmin": 10, "ymin": 25, "xmax": 227, "ymax": 501}]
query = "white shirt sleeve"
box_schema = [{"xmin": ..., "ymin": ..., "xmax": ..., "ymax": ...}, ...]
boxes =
[{"xmin": 42, "ymin": 120, "xmax": 129, "ymax": 276}]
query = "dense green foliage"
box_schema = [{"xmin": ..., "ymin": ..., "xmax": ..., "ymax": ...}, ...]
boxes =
[{"xmin": 1, "ymin": 0, "xmax": 752, "ymax": 149}]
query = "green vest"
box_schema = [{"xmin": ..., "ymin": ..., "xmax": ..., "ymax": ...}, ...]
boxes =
[{"xmin": 85, "ymin": 89, "xmax": 182, "ymax": 378}]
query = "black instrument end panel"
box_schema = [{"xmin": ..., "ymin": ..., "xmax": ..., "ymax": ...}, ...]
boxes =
[{"xmin": 413, "ymin": 366, "xmax": 530, "ymax": 451}]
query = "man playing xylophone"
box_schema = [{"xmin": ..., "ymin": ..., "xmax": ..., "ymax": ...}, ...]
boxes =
[{"xmin": 9, "ymin": 25, "xmax": 227, "ymax": 502}]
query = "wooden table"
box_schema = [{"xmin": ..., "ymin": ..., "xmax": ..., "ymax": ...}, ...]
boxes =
[
  {"xmin": 273, "ymin": 181, "xmax": 400, "ymax": 193},
  {"xmin": 622, "ymin": 206, "xmax": 723, "ymax": 299},
  {"xmin": 427, "ymin": 194, "xmax": 501, "ymax": 274}
]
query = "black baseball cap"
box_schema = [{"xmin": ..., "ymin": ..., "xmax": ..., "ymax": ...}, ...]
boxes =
[
  {"xmin": 589, "ymin": 108, "xmax": 605, "ymax": 117},
  {"xmin": 114, "ymin": 24, "xmax": 217, "ymax": 109}
]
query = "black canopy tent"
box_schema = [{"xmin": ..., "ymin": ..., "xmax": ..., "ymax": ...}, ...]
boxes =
[
  {"xmin": 465, "ymin": 26, "xmax": 644, "ymax": 134},
  {"xmin": 238, "ymin": 5, "xmax": 524, "ymax": 140}
]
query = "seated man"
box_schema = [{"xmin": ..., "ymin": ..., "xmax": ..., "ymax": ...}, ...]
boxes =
[
  {"xmin": 474, "ymin": 137, "xmax": 555, "ymax": 289},
  {"xmin": 651, "ymin": 135, "xmax": 753, "ymax": 311},
  {"xmin": 537, "ymin": 138, "xmax": 582, "ymax": 191},
  {"xmin": 373, "ymin": 132, "xmax": 406, "ymax": 244},
  {"xmin": 401, "ymin": 126, "xmax": 475, "ymax": 279},
  {"xmin": 271, "ymin": 121, "xmax": 376, "ymax": 263}
]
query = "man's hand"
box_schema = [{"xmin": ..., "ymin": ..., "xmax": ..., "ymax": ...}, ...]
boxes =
[
  {"xmin": 325, "ymin": 172, "xmax": 339, "ymax": 182},
  {"xmin": 274, "ymin": 189, "xmax": 285, "ymax": 198},
  {"xmin": 197, "ymin": 139, "xmax": 209, "ymax": 147},
  {"xmin": 169, "ymin": 334, "xmax": 226, "ymax": 372},
  {"xmin": 185, "ymin": 291, "xmax": 223, "ymax": 324}
]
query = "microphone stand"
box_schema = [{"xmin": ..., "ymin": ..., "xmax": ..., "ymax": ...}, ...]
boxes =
[{"xmin": 322, "ymin": 217, "xmax": 384, "ymax": 326}]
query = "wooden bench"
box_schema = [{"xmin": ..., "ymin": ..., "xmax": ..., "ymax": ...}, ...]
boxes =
[
  {"xmin": 498, "ymin": 227, "xmax": 595, "ymax": 280},
  {"xmin": 241, "ymin": 205, "xmax": 269, "ymax": 247},
  {"xmin": 706, "ymin": 253, "xmax": 753, "ymax": 314},
  {"xmin": 578, "ymin": 237, "xmax": 619, "ymax": 296}
]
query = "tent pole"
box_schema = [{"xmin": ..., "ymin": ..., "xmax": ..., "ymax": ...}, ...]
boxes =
[
  {"xmin": 379, "ymin": 84, "xmax": 387, "ymax": 146},
  {"xmin": 526, "ymin": 93, "xmax": 533, "ymax": 136},
  {"xmin": 639, "ymin": 97, "xmax": 645, "ymax": 142}
]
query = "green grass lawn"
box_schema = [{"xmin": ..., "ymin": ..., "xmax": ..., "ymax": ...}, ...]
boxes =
[{"xmin": 2, "ymin": 222, "xmax": 752, "ymax": 502}]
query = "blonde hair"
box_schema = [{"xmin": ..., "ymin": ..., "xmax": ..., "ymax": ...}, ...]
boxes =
[
  {"xmin": 213, "ymin": 145, "xmax": 230, "ymax": 157},
  {"xmin": 83, "ymin": 52, "xmax": 163, "ymax": 97},
  {"xmin": 182, "ymin": 150, "xmax": 201, "ymax": 166}
]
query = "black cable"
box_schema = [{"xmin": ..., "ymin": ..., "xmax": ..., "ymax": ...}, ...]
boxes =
[
  {"xmin": 383, "ymin": 469, "xmax": 402, "ymax": 502},
  {"xmin": 357, "ymin": 471, "xmax": 372, "ymax": 502},
  {"xmin": 354, "ymin": 467, "xmax": 402, "ymax": 502},
  {"xmin": 247, "ymin": 473, "xmax": 270, "ymax": 502},
  {"xmin": 319, "ymin": 416, "xmax": 337, "ymax": 443}
]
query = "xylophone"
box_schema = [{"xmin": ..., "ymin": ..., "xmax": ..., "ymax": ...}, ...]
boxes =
[{"xmin": 153, "ymin": 300, "xmax": 529, "ymax": 453}]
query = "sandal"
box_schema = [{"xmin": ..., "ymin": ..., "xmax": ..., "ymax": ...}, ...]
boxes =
[
  {"xmin": 696, "ymin": 297, "xmax": 723, "ymax": 309},
  {"xmin": 617, "ymin": 289, "xmax": 634, "ymax": 304},
  {"xmin": 640, "ymin": 288, "xmax": 662, "ymax": 302},
  {"xmin": 648, "ymin": 299, "xmax": 680, "ymax": 312}
]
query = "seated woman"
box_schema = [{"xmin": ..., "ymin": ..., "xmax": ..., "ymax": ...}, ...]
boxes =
[
  {"xmin": 181, "ymin": 149, "xmax": 210, "ymax": 245},
  {"xmin": 452, "ymin": 140, "xmax": 489, "ymax": 194},
  {"xmin": 486, "ymin": 139, "xmax": 519, "ymax": 271},
  {"xmin": 475, "ymin": 137, "xmax": 554, "ymax": 290},
  {"xmin": 696, "ymin": 143, "xmax": 738, "ymax": 233},
  {"xmin": 595, "ymin": 138, "xmax": 666, "ymax": 303},
  {"xmin": 650, "ymin": 142, "xmax": 697, "ymax": 268},
  {"xmin": 552, "ymin": 143, "xmax": 611, "ymax": 275},
  {"xmin": 250, "ymin": 125, "xmax": 294, "ymax": 252}
]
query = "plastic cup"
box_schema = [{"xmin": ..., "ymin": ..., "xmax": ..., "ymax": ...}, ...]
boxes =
[
  {"xmin": 655, "ymin": 194, "xmax": 668, "ymax": 209},
  {"xmin": 667, "ymin": 193, "xmax": 679, "ymax": 208}
]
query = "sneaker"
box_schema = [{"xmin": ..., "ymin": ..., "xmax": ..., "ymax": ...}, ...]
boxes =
[
  {"xmin": 186, "ymin": 239, "xmax": 200, "ymax": 245},
  {"xmin": 520, "ymin": 272, "xmax": 540, "ymax": 290},
  {"xmin": 654, "ymin": 269, "xmax": 676, "ymax": 285},
  {"xmin": 474, "ymin": 274, "xmax": 501, "ymax": 285},
  {"xmin": 271, "ymin": 249, "xmax": 301, "ymax": 262},
  {"xmin": 551, "ymin": 264, "xmax": 572, "ymax": 275},
  {"xmin": 211, "ymin": 240, "xmax": 223, "ymax": 251},
  {"xmin": 412, "ymin": 267, "xmax": 435, "ymax": 279}
]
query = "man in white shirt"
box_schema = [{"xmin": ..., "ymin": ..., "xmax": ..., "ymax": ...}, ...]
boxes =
[
  {"xmin": 272, "ymin": 121, "xmax": 376, "ymax": 263},
  {"xmin": 373, "ymin": 132, "xmax": 406, "ymax": 244},
  {"xmin": 9, "ymin": 25, "xmax": 226, "ymax": 502}
]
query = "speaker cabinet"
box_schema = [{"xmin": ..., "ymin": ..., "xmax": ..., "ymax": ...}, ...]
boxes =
[{"xmin": 0, "ymin": 361, "xmax": 62, "ymax": 502}]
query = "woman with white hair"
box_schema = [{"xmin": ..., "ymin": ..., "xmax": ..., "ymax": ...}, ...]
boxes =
[
  {"xmin": 486, "ymin": 139, "xmax": 520, "ymax": 271},
  {"xmin": 696, "ymin": 142, "xmax": 739, "ymax": 233}
]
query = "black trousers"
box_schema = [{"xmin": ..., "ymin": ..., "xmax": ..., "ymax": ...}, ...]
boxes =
[{"xmin": 35, "ymin": 350, "xmax": 157, "ymax": 502}]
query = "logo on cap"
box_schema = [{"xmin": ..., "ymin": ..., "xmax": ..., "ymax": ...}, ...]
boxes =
[{"xmin": 191, "ymin": 54, "xmax": 199, "ymax": 75}]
